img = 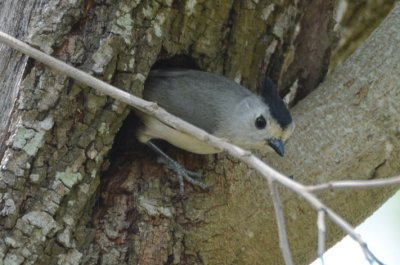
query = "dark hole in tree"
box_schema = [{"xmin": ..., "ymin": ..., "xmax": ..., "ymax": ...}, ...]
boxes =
[
  {"xmin": 109, "ymin": 54, "xmax": 200, "ymax": 161},
  {"xmin": 151, "ymin": 54, "xmax": 200, "ymax": 70}
]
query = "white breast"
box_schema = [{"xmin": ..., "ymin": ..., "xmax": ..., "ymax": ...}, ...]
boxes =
[{"xmin": 136, "ymin": 112, "xmax": 220, "ymax": 154}]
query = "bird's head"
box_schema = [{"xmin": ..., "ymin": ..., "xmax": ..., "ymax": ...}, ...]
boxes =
[{"xmin": 217, "ymin": 78, "xmax": 295, "ymax": 156}]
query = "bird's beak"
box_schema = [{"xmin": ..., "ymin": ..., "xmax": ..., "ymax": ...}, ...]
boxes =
[{"xmin": 267, "ymin": 139, "xmax": 285, "ymax": 157}]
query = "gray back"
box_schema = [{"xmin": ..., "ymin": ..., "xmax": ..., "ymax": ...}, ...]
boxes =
[{"xmin": 144, "ymin": 69, "xmax": 253, "ymax": 133}]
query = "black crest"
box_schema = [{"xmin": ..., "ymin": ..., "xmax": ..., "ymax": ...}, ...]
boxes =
[{"xmin": 260, "ymin": 78, "xmax": 292, "ymax": 128}]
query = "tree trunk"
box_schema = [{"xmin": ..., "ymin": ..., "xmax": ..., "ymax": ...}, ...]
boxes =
[
  {"xmin": 0, "ymin": 0, "xmax": 37, "ymax": 159},
  {"xmin": 1, "ymin": 1, "xmax": 398, "ymax": 265},
  {"xmin": 330, "ymin": 0, "xmax": 397, "ymax": 71}
]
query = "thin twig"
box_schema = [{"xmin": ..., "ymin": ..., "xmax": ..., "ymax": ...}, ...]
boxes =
[
  {"xmin": 268, "ymin": 179, "xmax": 294, "ymax": 265},
  {"xmin": 317, "ymin": 210, "xmax": 326, "ymax": 264},
  {"xmin": 321, "ymin": 206, "xmax": 385, "ymax": 265},
  {"xmin": 306, "ymin": 175, "xmax": 400, "ymax": 192},
  {"xmin": 0, "ymin": 30, "xmax": 386, "ymax": 265},
  {"xmin": 240, "ymin": 150, "xmax": 386, "ymax": 265}
]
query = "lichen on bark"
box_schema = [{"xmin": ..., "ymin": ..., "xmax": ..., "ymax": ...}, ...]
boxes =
[{"xmin": 2, "ymin": 1, "xmax": 397, "ymax": 265}]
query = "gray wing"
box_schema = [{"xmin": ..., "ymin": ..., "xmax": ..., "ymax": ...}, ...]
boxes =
[{"xmin": 144, "ymin": 69, "xmax": 252, "ymax": 133}]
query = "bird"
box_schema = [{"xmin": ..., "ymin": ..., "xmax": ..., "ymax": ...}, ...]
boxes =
[{"xmin": 135, "ymin": 69, "xmax": 295, "ymax": 192}]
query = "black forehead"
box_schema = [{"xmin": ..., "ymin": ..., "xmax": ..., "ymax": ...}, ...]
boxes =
[{"xmin": 259, "ymin": 78, "xmax": 292, "ymax": 128}]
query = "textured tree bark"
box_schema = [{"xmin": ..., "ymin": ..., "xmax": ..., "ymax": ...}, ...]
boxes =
[
  {"xmin": 1, "ymin": 1, "xmax": 398, "ymax": 265},
  {"xmin": 0, "ymin": 0, "xmax": 39, "ymax": 159},
  {"xmin": 330, "ymin": 0, "xmax": 397, "ymax": 71}
]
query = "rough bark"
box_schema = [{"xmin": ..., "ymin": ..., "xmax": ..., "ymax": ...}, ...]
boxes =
[
  {"xmin": 268, "ymin": 4, "xmax": 400, "ymax": 262},
  {"xmin": 279, "ymin": 0, "xmax": 337, "ymax": 103},
  {"xmin": 0, "ymin": 0, "xmax": 38, "ymax": 160},
  {"xmin": 330, "ymin": 0, "xmax": 397, "ymax": 72},
  {"xmin": 2, "ymin": 1, "xmax": 398, "ymax": 265}
]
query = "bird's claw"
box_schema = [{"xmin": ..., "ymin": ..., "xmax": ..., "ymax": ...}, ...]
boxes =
[
  {"xmin": 149, "ymin": 141, "xmax": 208, "ymax": 194},
  {"xmin": 168, "ymin": 160, "xmax": 208, "ymax": 193}
]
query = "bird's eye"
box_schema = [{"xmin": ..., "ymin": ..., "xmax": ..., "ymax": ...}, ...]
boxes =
[{"xmin": 255, "ymin": 115, "xmax": 267, "ymax": 129}]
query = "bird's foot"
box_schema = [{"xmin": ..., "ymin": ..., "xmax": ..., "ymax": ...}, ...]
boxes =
[
  {"xmin": 161, "ymin": 158, "xmax": 208, "ymax": 193},
  {"xmin": 147, "ymin": 141, "xmax": 208, "ymax": 193}
]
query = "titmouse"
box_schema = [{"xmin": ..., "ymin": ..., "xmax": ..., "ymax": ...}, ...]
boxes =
[{"xmin": 136, "ymin": 69, "xmax": 295, "ymax": 192}]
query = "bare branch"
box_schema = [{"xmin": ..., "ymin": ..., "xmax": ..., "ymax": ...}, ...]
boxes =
[
  {"xmin": 321, "ymin": 206, "xmax": 385, "ymax": 265},
  {"xmin": 0, "ymin": 30, "xmax": 387, "ymax": 265},
  {"xmin": 317, "ymin": 210, "xmax": 326, "ymax": 261},
  {"xmin": 360, "ymin": 241, "xmax": 385, "ymax": 265},
  {"xmin": 268, "ymin": 180, "xmax": 294, "ymax": 265},
  {"xmin": 306, "ymin": 175, "xmax": 400, "ymax": 192}
]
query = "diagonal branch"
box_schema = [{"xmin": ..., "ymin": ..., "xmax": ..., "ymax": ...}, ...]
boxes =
[{"xmin": 0, "ymin": 30, "xmax": 387, "ymax": 264}]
